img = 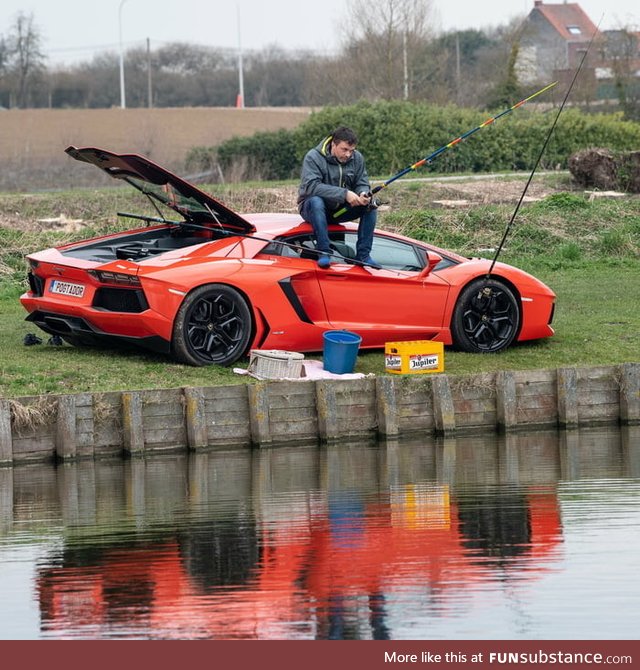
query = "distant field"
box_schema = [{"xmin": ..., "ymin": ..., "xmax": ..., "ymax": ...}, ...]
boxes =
[{"xmin": 1, "ymin": 106, "xmax": 311, "ymax": 192}]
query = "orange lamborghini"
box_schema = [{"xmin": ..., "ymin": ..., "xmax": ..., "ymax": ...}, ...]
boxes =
[{"xmin": 20, "ymin": 147, "xmax": 555, "ymax": 366}]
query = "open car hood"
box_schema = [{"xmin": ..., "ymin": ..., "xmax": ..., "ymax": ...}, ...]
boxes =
[{"xmin": 66, "ymin": 146, "xmax": 255, "ymax": 235}]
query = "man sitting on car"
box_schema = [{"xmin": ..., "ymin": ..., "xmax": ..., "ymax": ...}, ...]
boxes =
[{"xmin": 297, "ymin": 126, "xmax": 381, "ymax": 269}]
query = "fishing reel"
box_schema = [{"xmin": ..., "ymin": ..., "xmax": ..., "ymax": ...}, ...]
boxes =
[
  {"xmin": 332, "ymin": 191, "xmax": 382, "ymax": 219},
  {"xmin": 366, "ymin": 196, "xmax": 381, "ymax": 211},
  {"xmin": 363, "ymin": 191, "xmax": 381, "ymax": 211}
]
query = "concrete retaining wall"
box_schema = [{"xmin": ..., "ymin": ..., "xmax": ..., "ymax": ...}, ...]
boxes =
[{"xmin": 1, "ymin": 363, "xmax": 639, "ymax": 465}]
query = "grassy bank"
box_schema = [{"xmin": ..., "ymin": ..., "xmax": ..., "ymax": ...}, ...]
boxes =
[{"xmin": 1, "ymin": 175, "xmax": 639, "ymax": 398}]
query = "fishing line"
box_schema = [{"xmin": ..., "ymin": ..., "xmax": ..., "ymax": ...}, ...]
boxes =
[
  {"xmin": 487, "ymin": 18, "xmax": 603, "ymax": 276},
  {"xmin": 333, "ymin": 81, "xmax": 557, "ymax": 219}
]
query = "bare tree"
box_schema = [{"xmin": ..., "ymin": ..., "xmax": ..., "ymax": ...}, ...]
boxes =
[
  {"xmin": 342, "ymin": 0, "xmax": 436, "ymax": 100},
  {"xmin": 5, "ymin": 12, "xmax": 45, "ymax": 107},
  {"xmin": 0, "ymin": 38, "xmax": 8, "ymax": 106},
  {"xmin": 0, "ymin": 37, "xmax": 7, "ymax": 72},
  {"xmin": 304, "ymin": 56, "xmax": 353, "ymax": 105},
  {"xmin": 604, "ymin": 27, "xmax": 640, "ymax": 120}
]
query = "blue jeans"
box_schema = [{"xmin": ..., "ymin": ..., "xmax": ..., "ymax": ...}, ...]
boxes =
[{"xmin": 300, "ymin": 196, "xmax": 377, "ymax": 260}]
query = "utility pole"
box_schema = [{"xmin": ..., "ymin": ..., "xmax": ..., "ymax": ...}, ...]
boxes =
[
  {"xmin": 118, "ymin": 0, "xmax": 128, "ymax": 108},
  {"xmin": 147, "ymin": 37, "xmax": 152, "ymax": 108},
  {"xmin": 403, "ymin": 30, "xmax": 409, "ymax": 100},
  {"xmin": 456, "ymin": 32, "xmax": 461, "ymax": 105},
  {"xmin": 237, "ymin": 4, "xmax": 245, "ymax": 108}
]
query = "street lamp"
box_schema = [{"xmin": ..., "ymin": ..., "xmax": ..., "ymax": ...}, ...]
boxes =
[
  {"xmin": 118, "ymin": 0, "xmax": 128, "ymax": 109},
  {"xmin": 237, "ymin": 4, "xmax": 245, "ymax": 108}
]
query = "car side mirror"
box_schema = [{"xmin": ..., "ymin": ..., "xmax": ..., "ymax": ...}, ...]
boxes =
[{"xmin": 418, "ymin": 251, "xmax": 442, "ymax": 278}]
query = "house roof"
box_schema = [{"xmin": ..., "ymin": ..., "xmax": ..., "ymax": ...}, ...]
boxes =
[{"xmin": 532, "ymin": 1, "xmax": 599, "ymax": 42}]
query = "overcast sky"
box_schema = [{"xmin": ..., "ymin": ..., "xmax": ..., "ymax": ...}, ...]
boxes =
[{"xmin": 1, "ymin": 0, "xmax": 638, "ymax": 64}]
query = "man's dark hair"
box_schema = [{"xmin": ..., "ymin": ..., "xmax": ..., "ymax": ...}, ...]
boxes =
[{"xmin": 331, "ymin": 126, "xmax": 358, "ymax": 146}]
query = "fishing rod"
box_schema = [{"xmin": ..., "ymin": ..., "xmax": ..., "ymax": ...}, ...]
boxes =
[
  {"xmin": 487, "ymin": 20, "xmax": 601, "ymax": 277},
  {"xmin": 333, "ymin": 80, "xmax": 558, "ymax": 219}
]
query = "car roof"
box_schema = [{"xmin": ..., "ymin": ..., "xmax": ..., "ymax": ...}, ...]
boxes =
[{"xmin": 245, "ymin": 214, "xmax": 365, "ymax": 241}]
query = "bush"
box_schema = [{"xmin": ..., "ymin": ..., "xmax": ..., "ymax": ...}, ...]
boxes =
[
  {"xmin": 207, "ymin": 102, "xmax": 640, "ymax": 182},
  {"xmin": 531, "ymin": 192, "xmax": 590, "ymax": 212},
  {"xmin": 559, "ymin": 241, "xmax": 583, "ymax": 261},
  {"xmin": 184, "ymin": 146, "xmax": 218, "ymax": 174},
  {"xmin": 216, "ymin": 128, "xmax": 299, "ymax": 181},
  {"xmin": 599, "ymin": 228, "xmax": 631, "ymax": 256}
]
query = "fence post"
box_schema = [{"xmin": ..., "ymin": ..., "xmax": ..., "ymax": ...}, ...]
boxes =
[
  {"xmin": 432, "ymin": 375, "xmax": 456, "ymax": 435},
  {"xmin": 557, "ymin": 368, "xmax": 579, "ymax": 429},
  {"xmin": 496, "ymin": 370, "xmax": 518, "ymax": 432},
  {"xmin": 184, "ymin": 387, "xmax": 208, "ymax": 449},
  {"xmin": 55, "ymin": 394, "xmax": 77, "ymax": 461},
  {"xmin": 248, "ymin": 383, "xmax": 271, "ymax": 447},
  {"xmin": 316, "ymin": 381, "xmax": 339, "ymax": 442},
  {"xmin": 0, "ymin": 399, "xmax": 12, "ymax": 465},
  {"xmin": 122, "ymin": 391, "xmax": 145, "ymax": 455},
  {"xmin": 620, "ymin": 363, "xmax": 640, "ymax": 425},
  {"xmin": 376, "ymin": 376, "xmax": 399, "ymax": 438}
]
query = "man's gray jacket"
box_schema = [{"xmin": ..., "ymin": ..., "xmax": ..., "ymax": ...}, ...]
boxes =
[{"xmin": 297, "ymin": 135, "xmax": 371, "ymax": 213}]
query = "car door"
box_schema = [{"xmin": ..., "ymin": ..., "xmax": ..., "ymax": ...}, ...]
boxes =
[{"xmin": 317, "ymin": 232, "xmax": 451, "ymax": 343}]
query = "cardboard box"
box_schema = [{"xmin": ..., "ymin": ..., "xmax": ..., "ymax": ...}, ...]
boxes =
[{"xmin": 384, "ymin": 340, "xmax": 445, "ymax": 375}]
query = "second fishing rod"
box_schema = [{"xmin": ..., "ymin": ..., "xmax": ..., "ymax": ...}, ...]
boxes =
[{"xmin": 333, "ymin": 80, "xmax": 557, "ymax": 219}]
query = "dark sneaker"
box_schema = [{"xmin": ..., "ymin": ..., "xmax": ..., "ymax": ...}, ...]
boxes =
[
  {"xmin": 359, "ymin": 255, "xmax": 382, "ymax": 269},
  {"xmin": 317, "ymin": 254, "xmax": 332, "ymax": 269},
  {"xmin": 23, "ymin": 333, "xmax": 42, "ymax": 346}
]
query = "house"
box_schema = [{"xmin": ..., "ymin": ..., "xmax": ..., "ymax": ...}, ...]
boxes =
[
  {"xmin": 516, "ymin": 1, "xmax": 601, "ymax": 84},
  {"xmin": 598, "ymin": 29, "xmax": 640, "ymax": 80},
  {"xmin": 516, "ymin": 1, "xmax": 640, "ymax": 106}
]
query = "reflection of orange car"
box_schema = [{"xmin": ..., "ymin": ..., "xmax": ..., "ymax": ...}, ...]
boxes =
[
  {"xmin": 21, "ymin": 147, "xmax": 555, "ymax": 367},
  {"xmin": 38, "ymin": 487, "xmax": 562, "ymax": 639}
]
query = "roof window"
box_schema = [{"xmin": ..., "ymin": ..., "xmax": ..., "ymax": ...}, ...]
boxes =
[{"xmin": 567, "ymin": 25, "xmax": 582, "ymax": 35}]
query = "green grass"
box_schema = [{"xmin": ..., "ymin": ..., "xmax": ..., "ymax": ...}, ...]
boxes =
[
  {"xmin": 355, "ymin": 261, "xmax": 640, "ymax": 376},
  {"xmin": 0, "ymin": 285, "xmax": 247, "ymax": 397},
  {"xmin": 1, "ymin": 177, "xmax": 639, "ymax": 398}
]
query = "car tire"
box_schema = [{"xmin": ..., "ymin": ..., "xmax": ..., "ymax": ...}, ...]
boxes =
[
  {"xmin": 172, "ymin": 284, "xmax": 253, "ymax": 366},
  {"xmin": 451, "ymin": 278, "xmax": 520, "ymax": 353}
]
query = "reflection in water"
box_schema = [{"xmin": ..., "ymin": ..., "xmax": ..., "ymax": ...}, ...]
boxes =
[{"xmin": 1, "ymin": 425, "xmax": 639, "ymax": 640}]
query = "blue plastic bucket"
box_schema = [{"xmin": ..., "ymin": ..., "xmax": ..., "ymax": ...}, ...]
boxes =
[{"xmin": 322, "ymin": 330, "xmax": 362, "ymax": 374}]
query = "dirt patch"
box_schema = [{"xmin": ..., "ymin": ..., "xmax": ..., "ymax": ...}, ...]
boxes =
[
  {"xmin": 423, "ymin": 178, "xmax": 556, "ymax": 205},
  {"xmin": 0, "ymin": 178, "xmax": 568, "ymax": 234},
  {"xmin": 1, "ymin": 214, "xmax": 91, "ymax": 234},
  {"xmin": 0, "ymin": 195, "xmax": 87, "ymax": 233},
  {"xmin": 0, "ymin": 212, "xmax": 27, "ymax": 231}
]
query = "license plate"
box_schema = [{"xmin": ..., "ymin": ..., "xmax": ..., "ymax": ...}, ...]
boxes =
[{"xmin": 49, "ymin": 280, "xmax": 85, "ymax": 298}]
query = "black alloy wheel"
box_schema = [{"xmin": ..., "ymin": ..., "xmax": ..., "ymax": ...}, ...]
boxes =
[
  {"xmin": 172, "ymin": 284, "xmax": 253, "ymax": 366},
  {"xmin": 451, "ymin": 278, "xmax": 520, "ymax": 353}
]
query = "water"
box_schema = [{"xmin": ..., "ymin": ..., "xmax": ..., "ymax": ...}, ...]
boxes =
[{"xmin": 1, "ymin": 425, "xmax": 639, "ymax": 640}]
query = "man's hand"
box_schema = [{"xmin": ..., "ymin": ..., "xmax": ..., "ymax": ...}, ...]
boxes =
[{"xmin": 346, "ymin": 190, "xmax": 371, "ymax": 207}]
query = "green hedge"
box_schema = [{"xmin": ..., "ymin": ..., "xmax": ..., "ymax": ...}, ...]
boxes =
[
  {"xmin": 207, "ymin": 101, "xmax": 640, "ymax": 181},
  {"xmin": 217, "ymin": 128, "xmax": 299, "ymax": 180}
]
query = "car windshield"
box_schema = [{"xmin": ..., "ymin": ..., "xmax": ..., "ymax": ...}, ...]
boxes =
[
  {"xmin": 65, "ymin": 147, "xmax": 254, "ymax": 234},
  {"xmin": 124, "ymin": 174, "xmax": 214, "ymax": 221}
]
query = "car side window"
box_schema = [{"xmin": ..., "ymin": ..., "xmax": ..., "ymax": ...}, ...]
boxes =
[
  {"xmin": 261, "ymin": 237, "xmax": 311, "ymax": 258},
  {"xmin": 344, "ymin": 233, "xmax": 423, "ymax": 271},
  {"xmin": 263, "ymin": 233, "xmax": 426, "ymax": 271},
  {"xmin": 262, "ymin": 234, "xmax": 357, "ymax": 263}
]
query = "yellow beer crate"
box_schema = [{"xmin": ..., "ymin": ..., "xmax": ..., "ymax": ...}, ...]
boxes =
[{"xmin": 384, "ymin": 340, "xmax": 444, "ymax": 375}]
